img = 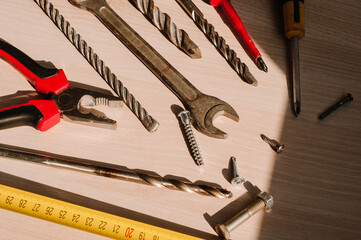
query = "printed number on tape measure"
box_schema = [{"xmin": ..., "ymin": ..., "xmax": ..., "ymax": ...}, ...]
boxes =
[{"xmin": 0, "ymin": 184, "xmax": 203, "ymax": 240}]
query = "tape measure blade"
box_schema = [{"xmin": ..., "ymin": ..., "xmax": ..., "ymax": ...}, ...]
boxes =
[{"xmin": 0, "ymin": 183, "xmax": 206, "ymax": 240}]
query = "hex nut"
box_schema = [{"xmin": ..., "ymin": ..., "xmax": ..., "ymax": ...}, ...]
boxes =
[{"xmin": 258, "ymin": 192, "xmax": 274, "ymax": 210}]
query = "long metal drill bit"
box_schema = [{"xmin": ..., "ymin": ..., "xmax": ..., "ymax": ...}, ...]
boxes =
[
  {"xmin": 176, "ymin": 0, "xmax": 258, "ymax": 86},
  {"xmin": 129, "ymin": 0, "xmax": 201, "ymax": 59},
  {"xmin": 0, "ymin": 143, "xmax": 232, "ymax": 198},
  {"xmin": 34, "ymin": 0, "xmax": 159, "ymax": 132}
]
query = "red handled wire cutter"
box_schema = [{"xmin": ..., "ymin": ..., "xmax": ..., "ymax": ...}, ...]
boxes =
[{"xmin": 0, "ymin": 39, "xmax": 122, "ymax": 131}]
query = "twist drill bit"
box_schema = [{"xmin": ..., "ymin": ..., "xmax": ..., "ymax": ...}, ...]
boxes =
[
  {"xmin": 176, "ymin": 0, "xmax": 258, "ymax": 86},
  {"xmin": 129, "ymin": 0, "xmax": 201, "ymax": 58},
  {"xmin": 34, "ymin": 0, "xmax": 159, "ymax": 132},
  {"xmin": 0, "ymin": 143, "xmax": 232, "ymax": 198}
]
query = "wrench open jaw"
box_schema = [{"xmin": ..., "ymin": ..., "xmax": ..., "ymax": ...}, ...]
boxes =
[{"xmin": 186, "ymin": 94, "xmax": 239, "ymax": 139}]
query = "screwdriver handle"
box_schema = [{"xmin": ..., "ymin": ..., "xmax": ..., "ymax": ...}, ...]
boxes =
[
  {"xmin": 283, "ymin": 0, "xmax": 305, "ymax": 40},
  {"xmin": 210, "ymin": 0, "xmax": 261, "ymax": 62}
]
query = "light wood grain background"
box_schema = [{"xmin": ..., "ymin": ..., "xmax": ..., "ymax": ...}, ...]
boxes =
[{"xmin": 0, "ymin": 0, "xmax": 360, "ymax": 239}]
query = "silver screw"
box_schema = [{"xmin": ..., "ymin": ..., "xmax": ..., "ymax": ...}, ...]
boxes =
[
  {"xmin": 260, "ymin": 134, "xmax": 284, "ymax": 153},
  {"xmin": 215, "ymin": 192, "xmax": 274, "ymax": 240},
  {"xmin": 178, "ymin": 110, "xmax": 204, "ymax": 166},
  {"xmin": 230, "ymin": 157, "xmax": 244, "ymax": 186}
]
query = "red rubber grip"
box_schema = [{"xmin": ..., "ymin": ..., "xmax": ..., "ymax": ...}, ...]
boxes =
[
  {"xmin": 0, "ymin": 49, "xmax": 69, "ymax": 95},
  {"xmin": 0, "ymin": 100, "xmax": 60, "ymax": 131}
]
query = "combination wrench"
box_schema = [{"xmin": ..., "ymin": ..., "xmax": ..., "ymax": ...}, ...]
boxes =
[{"xmin": 68, "ymin": 0, "xmax": 239, "ymax": 138}]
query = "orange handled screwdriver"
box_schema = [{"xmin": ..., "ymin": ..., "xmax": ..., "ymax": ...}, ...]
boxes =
[
  {"xmin": 204, "ymin": 0, "xmax": 268, "ymax": 72},
  {"xmin": 283, "ymin": 0, "xmax": 305, "ymax": 116}
]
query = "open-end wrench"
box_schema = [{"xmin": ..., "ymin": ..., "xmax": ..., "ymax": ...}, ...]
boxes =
[{"xmin": 68, "ymin": 0, "xmax": 239, "ymax": 139}]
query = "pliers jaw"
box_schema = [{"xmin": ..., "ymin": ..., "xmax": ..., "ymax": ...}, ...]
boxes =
[
  {"xmin": 0, "ymin": 38, "xmax": 122, "ymax": 132},
  {"xmin": 53, "ymin": 87, "xmax": 122, "ymax": 129}
]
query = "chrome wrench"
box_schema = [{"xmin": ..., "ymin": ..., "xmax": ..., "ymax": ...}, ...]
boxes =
[{"xmin": 68, "ymin": 0, "xmax": 239, "ymax": 138}]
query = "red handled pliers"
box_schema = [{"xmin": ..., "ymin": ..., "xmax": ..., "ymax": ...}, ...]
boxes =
[{"xmin": 0, "ymin": 39, "xmax": 122, "ymax": 131}]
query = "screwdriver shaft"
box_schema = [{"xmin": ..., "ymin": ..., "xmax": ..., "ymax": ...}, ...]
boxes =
[
  {"xmin": 0, "ymin": 143, "xmax": 232, "ymax": 198},
  {"xmin": 291, "ymin": 36, "xmax": 301, "ymax": 116},
  {"xmin": 129, "ymin": 0, "xmax": 201, "ymax": 58},
  {"xmin": 283, "ymin": 0, "xmax": 304, "ymax": 116}
]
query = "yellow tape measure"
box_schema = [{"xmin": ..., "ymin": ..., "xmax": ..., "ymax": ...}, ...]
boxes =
[{"xmin": 0, "ymin": 184, "xmax": 204, "ymax": 240}]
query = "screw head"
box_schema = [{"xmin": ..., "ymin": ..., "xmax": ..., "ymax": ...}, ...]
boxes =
[
  {"xmin": 231, "ymin": 176, "xmax": 245, "ymax": 186},
  {"xmin": 346, "ymin": 93, "xmax": 353, "ymax": 101},
  {"xmin": 274, "ymin": 144, "xmax": 284, "ymax": 153},
  {"xmin": 215, "ymin": 224, "xmax": 231, "ymax": 240},
  {"xmin": 178, "ymin": 110, "xmax": 191, "ymax": 125}
]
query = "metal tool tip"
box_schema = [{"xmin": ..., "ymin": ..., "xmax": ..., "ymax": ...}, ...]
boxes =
[
  {"xmin": 182, "ymin": 37, "xmax": 202, "ymax": 59},
  {"xmin": 294, "ymin": 102, "xmax": 301, "ymax": 117},
  {"xmin": 257, "ymin": 58, "xmax": 268, "ymax": 72},
  {"xmin": 187, "ymin": 46, "xmax": 202, "ymax": 59},
  {"xmin": 242, "ymin": 65, "xmax": 258, "ymax": 86}
]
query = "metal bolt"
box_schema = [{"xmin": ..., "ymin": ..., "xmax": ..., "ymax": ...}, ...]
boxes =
[
  {"xmin": 260, "ymin": 134, "xmax": 284, "ymax": 153},
  {"xmin": 178, "ymin": 110, "xmax": 204, "ymax": 166},
  {"xmin": 215, "ymin": 192, "xmax": 274, "ymax": 240},
  {"xmin": 319, "ymin": 93, "xmax": 353, "ymax": 120},
  {"xmin": 230, "ymin": 157, "xmax": 244, "ymax": 186}
]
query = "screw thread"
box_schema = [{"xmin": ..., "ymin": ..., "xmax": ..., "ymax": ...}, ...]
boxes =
[
  {"xmin": 230, "ymin": 156, "xmax": 238, "ymax": 177},
  {"xmin": 178, "ymin": 111, "xmax": 203, "ymax": 166},
  {"xmin": 184, "ymin": 124, "xmax": 203, "ymax": 166},
  {"xmin": 260, "ymin": 134, "xmax": 284, "ymax": 153}
]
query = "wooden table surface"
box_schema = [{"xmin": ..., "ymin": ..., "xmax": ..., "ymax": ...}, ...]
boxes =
[{"xmin": 1, "ymin": 0, "xmax": 360, "ymax": 239}]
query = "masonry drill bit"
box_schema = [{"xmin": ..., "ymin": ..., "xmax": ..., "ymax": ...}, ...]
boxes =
[
  {"xmin": 176, "ymin": 0, "xmax": 258, "ymax": 86},
  {"xmin": 34, "ymin": 0, "xmax": 159, "ymax": 132},
  {"xmin": 203, "ymin": 0, "xmax": 268, "ymax": 72},
  {"xmin": 129, "ymin": 0, "xmax": 201, "ymax": 58},
  {"xmin": 0, "ymin": 143, "xmax": 232, "ymax": 198}
]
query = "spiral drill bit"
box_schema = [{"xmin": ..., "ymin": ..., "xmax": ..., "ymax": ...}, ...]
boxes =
[
  {"xmin": 0, "ymin": 143, "xmax": 232, "ymax": 198},
  {"xmin": 178, "ymin": 110, "xmax": 204, "ymax": 166},
  {"xmin": 34, "ymin": 0, "xmax": 159, "ymax": 132},
  {"xmin": 129, "ymin": 0, "xmax": 201, "ymax": 58},
  {"xmin": 176, "ymin": 0, "xmax": 258, "ymax": 86}
]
